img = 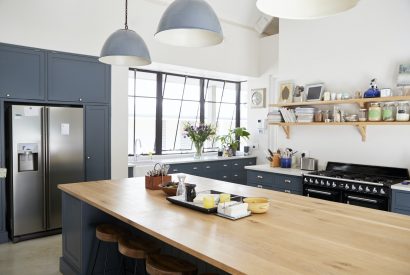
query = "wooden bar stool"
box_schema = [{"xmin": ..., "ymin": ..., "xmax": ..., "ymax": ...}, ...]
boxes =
[
  {"xmin": 146, "ymin": 254, "xmax": 197, "ymax": 275},
  {"xmin": 118, "ymin": 235, "xmax": 161, "ymax": 275},
  {"xmin": 90, "ymin": 224, "xmax": 129, "ymax": 275}
]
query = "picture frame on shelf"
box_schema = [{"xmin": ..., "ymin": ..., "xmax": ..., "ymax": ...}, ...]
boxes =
[
  {"xmin": 250, "ymin": 88, "xmax": 266, "ymax": 108},
  {"xmin": 305, "ymin": 83, "xmax": 325, "ymax": 101},
  {"xmin": 293, "ymin": 85, "xmax": 305, "ymax": 102},
  {"xmin": 278, "ymin": 81, "xmax": 294, "ymax": 103}
]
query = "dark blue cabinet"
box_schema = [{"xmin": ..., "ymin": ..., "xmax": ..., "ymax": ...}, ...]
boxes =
[
  {"xmin": 85, "ymin": 105, "xmax": 110, "ymax": 181},
  {"xmin": 0, "ymin": 44, "xmax": 45, "ymax": 100},
  {"xmin": 168, "ymin": 158, "xmax": 256, "ymax": 185},
  {"xmin": 392, "ymin": 189, "xmax": 410, "ymax": 216},
  {"xmin": 247, "ymin": 170, "xmax": 302, "ymax": 195},
  {"xmin": 47, "ymin": 52, "xmax": 110, "ymax": 104}
]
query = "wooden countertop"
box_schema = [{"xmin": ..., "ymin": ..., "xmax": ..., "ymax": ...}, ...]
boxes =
[{"xmin": 59, "ymin": 175, "xmax": 410, "ymax": 275}]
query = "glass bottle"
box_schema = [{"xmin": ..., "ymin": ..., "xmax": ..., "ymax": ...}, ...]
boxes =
[{"xmin": 176, "ymin": 174, "xmax": 186, "ymax": 198}]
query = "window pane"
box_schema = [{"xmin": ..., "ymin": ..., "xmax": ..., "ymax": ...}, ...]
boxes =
[
  {"xmin": 134, "ymin": 71, "xmax": 157, "ymax": 97},
  {"xmin": 132, "ymin": 97, "xmax": 156, "ymax": 154},
  {"xmin": 128, "ymin": 70, "xmax": 135, "ymax": 96},
  {"xmin": 163, "ymin": 75, "xmax": 185, "ymax": 100}
]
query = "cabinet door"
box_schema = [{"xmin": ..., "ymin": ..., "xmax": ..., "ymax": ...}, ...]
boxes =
[
  {"xmin": 47, "ymin": 52, "xmax": 110, "ymax": 104},
  {"xmin": 0, "ymin": 44, "xmax": 45, "ymax": 100},
  {"xmin": 85, "ymin": 106, "xmax": 110, "ymax": 181}
]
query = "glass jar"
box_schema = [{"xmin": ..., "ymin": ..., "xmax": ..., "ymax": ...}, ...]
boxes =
[
  {"xmin": 358, "ymin": 109, "xmax": 367, "ymax": 122},
  {"xmin": 396, "ymin": 102, "xmax": 410, "ymax": 121},
  {"xmin": 314, "ymin": 110, "xmax": 323, "ymax": 122},
  {"xmin": 368, "ymin": 103, "xmax": 382, "ymax": 121},
  {"xmin": 382, "ymin": 102, "xmax": 395, "ymax": 121},
  {"xmin": 322, "ymin": 110, "xmax": 330, "ymax": 121}
]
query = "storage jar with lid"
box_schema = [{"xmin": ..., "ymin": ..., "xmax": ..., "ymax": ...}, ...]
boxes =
[
  {"xmin": 358, "ymin": 109, "xmax": 367, "ymax": 122},
  {"xmin": 368, "ymin": 103, "xmax": 382, "ymax": 121},
  {"xmin": 314, "ymin": 110, "xmax": 323, "ymax": 122},
  {"xmin": 396, "ymin": 102, "xmax": 410, "ymax": 121},
  {"xmin": 382, "ymin": 102, "xmax": 395, "ymax": 121}
]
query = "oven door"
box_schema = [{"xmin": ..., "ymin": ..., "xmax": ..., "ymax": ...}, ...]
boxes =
[
  {"xmin": 343, "ymin": 192, "xmax": 388, "ymax": 211},
  {"xmin": 304, "ymin": 186, "xmax": 341, "ymax": 202}
]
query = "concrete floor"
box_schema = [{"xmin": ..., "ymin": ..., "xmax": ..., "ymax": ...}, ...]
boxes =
[{"xmin": 0, "ymin": 234, "xmax": 61, "ymax": 275}]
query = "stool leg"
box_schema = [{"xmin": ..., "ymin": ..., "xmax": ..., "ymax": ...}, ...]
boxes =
[
  {"xmin": 142, "ymin": 260, "xmax": 147, "ymax": 275},
  {"xmin": 133, "ymin": 259, "xmax": 138, "ymax": 275},
  {"xmin": 103, "ymin": 244, "xmax": 110, "ymax": 275},
  {"xmin": 118, "ymin": 255, "xmax": 124, "ymax": 275},
  {"xmin": 90, "ymin": 240, "xmax": 101, "ymax": 275}
]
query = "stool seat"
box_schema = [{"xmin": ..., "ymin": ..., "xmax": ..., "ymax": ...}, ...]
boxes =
[
  {"xmin": 96, "ymin": 224, "xmax": 128, "ymax": 243},
  {"xmin": 118, "ymin": 236, "xmax": 161, "ymax": 259},
  {"xmin": 146, "ymin": 254, "xmax": 197, "ymax": 275}
]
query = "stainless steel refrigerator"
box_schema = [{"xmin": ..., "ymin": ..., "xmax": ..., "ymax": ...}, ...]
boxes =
[{"xmin": 7, "ymin": 105, "xmax": 84, "ymax": 242}]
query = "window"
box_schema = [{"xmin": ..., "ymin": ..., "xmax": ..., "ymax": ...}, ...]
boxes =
[{"xmin": 128, "ymin": 69, "xmax": 247, "ymax": 155}]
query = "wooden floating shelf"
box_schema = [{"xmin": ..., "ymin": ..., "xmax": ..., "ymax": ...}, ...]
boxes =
[
  {"xmin": 269, "ymin": 96, "xmax": 410, "ymax": 108},
  {"xmin": 269, "ymin": 122, "xmax": 410, "ymax": 142}
]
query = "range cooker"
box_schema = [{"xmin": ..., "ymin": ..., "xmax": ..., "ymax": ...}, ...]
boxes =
[{"xmin": 303, "ymin": 162, "xmax": 410, "ymax": 211}]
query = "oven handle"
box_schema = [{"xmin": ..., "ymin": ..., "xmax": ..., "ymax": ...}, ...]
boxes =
[
  {"xmin": 347, "ymin": 196, "xmax": 378, "ymax": 204},
  {"xmin": 306, "ymin": 189, "xmax": 332, "ymax": 196}
]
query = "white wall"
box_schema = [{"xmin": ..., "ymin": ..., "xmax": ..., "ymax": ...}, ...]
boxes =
[
  {"xmin": 274, "ymin": 0, "xmax": 410, "ymax": 169},
  {"xmin": 247, "ymin": 35, "xmax": 279, "ymax": 163}
]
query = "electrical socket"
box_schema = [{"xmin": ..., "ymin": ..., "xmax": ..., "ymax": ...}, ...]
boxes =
[{"xmin": 252, "ymin": 144, "xmax": 259, "ymax": 150}]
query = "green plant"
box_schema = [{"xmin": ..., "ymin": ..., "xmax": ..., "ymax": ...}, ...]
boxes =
[{"xmin": 218, "ymin": 127, "xmax": 250, "ymax": 151}]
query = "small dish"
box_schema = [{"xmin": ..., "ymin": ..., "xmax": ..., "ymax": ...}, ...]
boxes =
[
  {"xmin": 243, "ymin": 197, "xmax": 270, "ymax": 214},
  {"xmin": 159, "ymin": 182, "xmax": 178, "ymax": 196}
]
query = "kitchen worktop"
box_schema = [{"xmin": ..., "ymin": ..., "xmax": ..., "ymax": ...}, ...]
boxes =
[
  {"xmin": 59, "ymin": 175, "xmax": 410, "ymax": 275},
  {"xmin": 245, "ymin": 164, "xmax": 305, "ymax": 176},
  {"xmin": 392, "ymin": 182, "xmax": 410, "ymax": 191},
  {"xmin": 128, "ymin": 154, "xmax": 256, "ymax": 167}
]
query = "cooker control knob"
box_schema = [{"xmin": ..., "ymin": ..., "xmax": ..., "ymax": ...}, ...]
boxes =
[
  {"xmin": 304, "ymin": 178, "xmax": 308, "ymax": 183},
  {"xmin": 326, "ymin": 181, "xmax": 330, "ymax": 187},
  {"xmin": 373, "ymin": 187, "xmax": 378, "ymax": 193},
  {"xmin": 315, "ymin": 179, "xmax": 319, "ymax": 184},
  {"xmin": 380, "ymin": 188, "xmax": 386, "ymax": 195},
  {"xmin": 358, "ymin": 185, "xmax": 363, "ymax": 191},
  {"xmin": 332, "ymin": 182, "xmax": 337, "ymax": 188},
  {"xmin": 365, "ymin": 186, "xmax": 371, "ymax": 192},
  {"xmin": 309, "ymin": 178, "xmax": 314, "ymax": 183},
  {"xmin": 345, "ymin": 184, "xmax": 350, "ymax": 190},
  {"xmin": 351, "ymin": 185, "xmax": 356, "ymax": 191}
]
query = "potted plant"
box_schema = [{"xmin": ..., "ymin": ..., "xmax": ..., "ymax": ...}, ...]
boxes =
[
  {"xmin": 183, "ymin": 122, "xmax": 216, "ymax": 159},
  {"xmin": 218, "ymin": 127, "xmax": 250, "ymax": 157}
]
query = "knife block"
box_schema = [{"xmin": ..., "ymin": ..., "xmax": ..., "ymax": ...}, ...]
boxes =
[{"xmin": 145, "ymin": 175, "xmax": 172, "ymax": 190}]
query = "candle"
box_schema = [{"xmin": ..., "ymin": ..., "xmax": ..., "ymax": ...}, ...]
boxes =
[{"xmin": 219, "ymin": 193, "xmax": 231, "ymax": 203}]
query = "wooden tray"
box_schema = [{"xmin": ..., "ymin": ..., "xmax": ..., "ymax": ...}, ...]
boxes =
[{"xmin": 166, "ymin": 190, "xmax": 244, "ymax": 214}]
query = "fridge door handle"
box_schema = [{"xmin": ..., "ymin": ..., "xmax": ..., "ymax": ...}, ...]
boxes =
[{"xmin": 41, "ymin": 107, "xmax": 47, "ymax": 229}]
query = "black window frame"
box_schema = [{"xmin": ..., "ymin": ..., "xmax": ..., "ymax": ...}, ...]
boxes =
[{"xmin": 129, "ymin": 68, "xmax": 246, "ymax": 156}]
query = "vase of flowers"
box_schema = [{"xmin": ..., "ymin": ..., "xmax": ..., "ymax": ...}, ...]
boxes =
[{"xmin": 183, "ymin": 122, "xmax": 216, "ymax": 159}]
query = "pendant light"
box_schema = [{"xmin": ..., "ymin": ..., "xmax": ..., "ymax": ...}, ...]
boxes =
[
  {"xmin": 256, "ymin": 0, "xmax": 360, "ymax": 20},
  {"xmin": 155, "ymin": 0, "xmax": 223, "ymax": 47},
  {"xmin": 99, "ymin": 0, "xmax": 151, "ymax": 66}
]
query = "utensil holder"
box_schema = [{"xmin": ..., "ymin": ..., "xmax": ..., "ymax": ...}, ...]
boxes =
[
  {"xmin": 145, "ymin": 175, "xmax": 172, "ymax": 190},
  {"xmin": 280, "ymin": 158, "xmax": 292, "ymax": 169}
]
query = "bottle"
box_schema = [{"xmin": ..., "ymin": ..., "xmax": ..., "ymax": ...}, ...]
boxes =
[{"xmin": 176, "ymin": 174, "xmax": 186, "ymax": 199}]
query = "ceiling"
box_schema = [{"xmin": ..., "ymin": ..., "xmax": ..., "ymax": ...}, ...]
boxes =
[{"xmin": 147, "ymin": 0, "xmax": 263, "ymax": 30}]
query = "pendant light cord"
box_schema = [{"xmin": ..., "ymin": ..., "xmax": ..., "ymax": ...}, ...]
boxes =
[{"xmin": 124, "ymin": 0, "xmax": 128, "ymax": 30}]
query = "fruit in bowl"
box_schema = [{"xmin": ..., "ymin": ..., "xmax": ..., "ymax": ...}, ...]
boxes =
[{"xmin": 159, "ymin": 182, "xmax": 178, "ymax": 196}]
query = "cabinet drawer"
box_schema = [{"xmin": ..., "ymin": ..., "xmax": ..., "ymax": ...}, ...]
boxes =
[
  {"xmin": 247, "ymin": 171, "xmax": 274, "ymax": 186},
  {"xmin": 231, "ymin": 160, "xmax": 243, "ymax": 170},
  {"xmin": 244, "ymin": 158, "xmax": 257, "ymax": 166},
  {"xmin": 248, "ymin": 182, "xmax": 272, "ymax": 190},
  {"xmin": 168, "ymin": 164, "xmax": 190, "ymax": 174},
  {"xmin": 273, "ymin": 187, "xmax": 302, "ymax": 195},
  {"xmin": 273, "ymin": 174, "xmax": 302, "ymax": 191},
  {"xmin": 392, "ymin": 190, "xmax": 410, "ymax": 211},
  {"xmin": 215, "ymin": 172, "xmax": 231, "ymax": 182},
  {"xmin": 220, "ymin": 161, "xmax": 231, "ymax": 170},
  {"xmin": 231, "ymin": 171, "xmax": 245, "ymax": 184}
]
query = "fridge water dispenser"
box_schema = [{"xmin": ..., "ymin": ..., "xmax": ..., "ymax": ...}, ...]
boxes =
[{"xmin": 17, "ymin": 143, "xmax": 39, "ymax": 172}]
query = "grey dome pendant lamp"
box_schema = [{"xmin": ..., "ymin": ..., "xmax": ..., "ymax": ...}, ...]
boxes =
[
  {"xmin": 99, "ymin": 0, "xmax": 151, "ymax": 66},
  {"xmin": 155, "ymin": 0, "xmax": 223, "ymax": 47}
]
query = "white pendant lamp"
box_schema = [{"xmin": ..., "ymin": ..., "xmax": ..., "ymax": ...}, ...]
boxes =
[
  {"xmin": 256, "ymin": 0, "xmax": 360, "ymax": 20},
  {"xmin": 99, "ymin": 0, "xmax": 151, "ymax": 66},
  {"xmin": 155, "ymin": 0, "xmax": 223, "ymax": 47}
]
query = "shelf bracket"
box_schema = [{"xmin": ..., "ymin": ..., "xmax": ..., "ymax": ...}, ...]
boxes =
[
  {"xmin": 281, "ymin": 125, "xmax": 291, "ymax": 139},
  {"xmin": 356, "ymin": 125, "xmax": 367, "ymax": 142}
]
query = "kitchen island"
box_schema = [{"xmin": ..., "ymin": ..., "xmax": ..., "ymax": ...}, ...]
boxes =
[{"xmin": 59, "ymin": 175, "xmax": 410, "ymax": 275}]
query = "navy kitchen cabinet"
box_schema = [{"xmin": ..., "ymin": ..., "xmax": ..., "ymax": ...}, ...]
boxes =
[
  {"xmin": 47, "ymin": 52, "xmax": 110, "ymax": 104},
  {"xmin": 391, "ymin": 189, "xmax": 410, "ymax": 216},
  {"xmin": 168, "ymin": 158, "xmax": 256, "ymax": 185},
  {"xmin": 85, "ymin": 105, "xmax": 110, "ymax": 181},
  {"xmin": 0, "ymin": 44, "xmax": 45, "ymax": 100},
  {"xmin": 247, "ymin": 170, "xmax": 303, "ymax": 195}
]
